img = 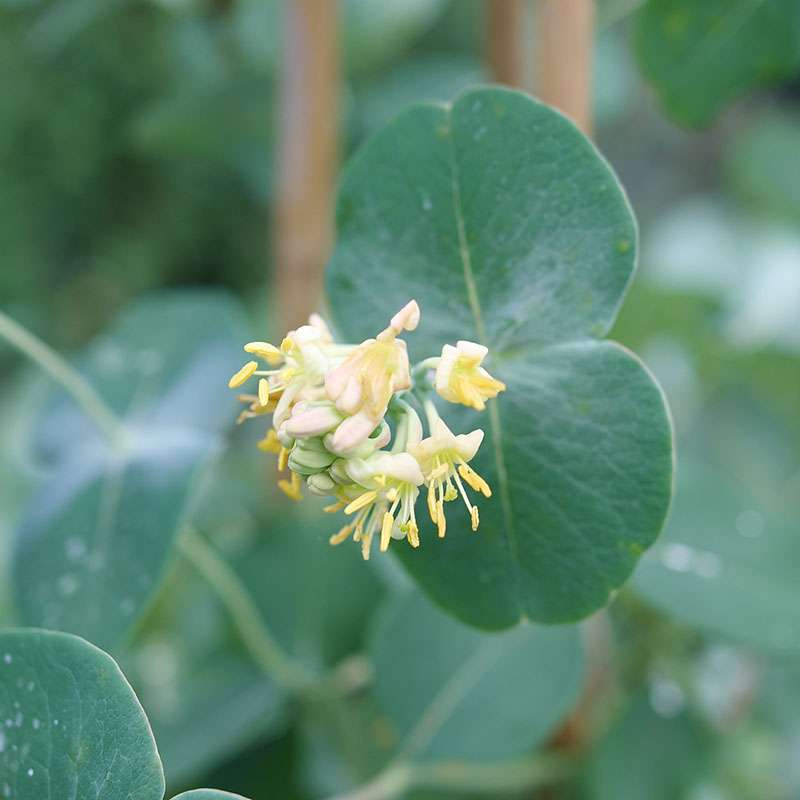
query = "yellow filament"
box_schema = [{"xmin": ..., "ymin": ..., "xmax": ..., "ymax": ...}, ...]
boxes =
[{"xmin": 228, "ymin": 360, "xmax": 258, "ymax": 388}]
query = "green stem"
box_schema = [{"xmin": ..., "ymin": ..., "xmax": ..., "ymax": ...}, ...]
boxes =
[
  {"xmin": 0, "ymin": 309, "xmax": 126, "ymax": 447},
  {"xmin": 328, "ymin": 754, "xmax": 573, "ymax": 800},
  {"xmin": 179, "ymin": 529, "xmax": 317, "ymax": 695}
]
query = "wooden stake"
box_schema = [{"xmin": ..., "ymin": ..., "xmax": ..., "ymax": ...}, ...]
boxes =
[
  {"xmin": 273, "ymin": 0, "xmax": 339, "ymax": 335},
  {"xmin": 485, "ymin": 0, "xmax": 524, "ymax": 87},
  {"xmin": 534, "ymin": 0, "xmax": 595, "ymax": 135}
]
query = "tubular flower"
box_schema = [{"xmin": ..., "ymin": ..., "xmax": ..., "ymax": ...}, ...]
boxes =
[
  {"xmin": 328, "ymin": 452, "xmax": 424, "ymax": 559},
  {"xmin": 325, "ymin": 300, "xmax": 419, "ymax": 454},
  {"xmin": 435, "ymin": 340, "xmax": 506, "ymax": 411},
  {"xmin": 227, "ymin": 300, "xmax": 505, "ymax": 558},
  {"xmin": 410, "ymin": 418, "xmax": 491, "ymax": 537}
]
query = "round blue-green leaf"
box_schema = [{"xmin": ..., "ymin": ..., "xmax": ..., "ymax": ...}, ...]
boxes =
[
  {"xmin": 12, "ymin": 289, "xmax": 249, "ymax": 651},
  {"xmin": 327, "ymin": 87, "xmax": 637, "ymax": 361},
  {"xmin": 370, "ymin": 591, "xmax": 584, "ymax": 761},
  {"xmin": 0, "ymin": 628, "xmax": 164, "ymax": 800},
  {"xmin": 634, "ymin": 0, "xmax": 800, "ymax": 127},
  {"xmin": 326, "ymin": 87, "xmax": 673, "ymax": 627},
  {"xmin": 171, "ymin": 792, "xmax": 250, "ymax": 800}
]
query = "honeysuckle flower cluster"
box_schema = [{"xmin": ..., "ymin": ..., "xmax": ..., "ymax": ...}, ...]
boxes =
[{"xmin": 228, "ymin": 300, "xmax": 506, "ymax": 559}]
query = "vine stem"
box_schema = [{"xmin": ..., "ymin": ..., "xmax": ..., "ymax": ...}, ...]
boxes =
[
  {"xmin": 0, "ymin": 309, "xmax": 126, "ymax": 447},
  {"xmin": 179, "ymin": 528, "xmax": 317, "ymax": 695},
  {"xmin": 329, "ymin": 755, "xmax": 574, "ymax": 800}
]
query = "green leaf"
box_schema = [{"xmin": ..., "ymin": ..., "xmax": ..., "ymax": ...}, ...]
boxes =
[
  {"xmin": 634, "ymin": 0, "xmax": 800, "ymax": 127},
  {"xmin": 369, "ymin": 591, "xmax": 584, "ymax": 761},
  {"xmin": 326, "ymin": 87, "xmax": 673, "ymax": 627},
  {"xmin": 0, "ymin": 628, "xmax": 165, "ymax": 800},
  {"xmin": 12, "ymin": 290, "xmax": 249, "ymax": 651},
  {"xmin": 632, "ymin": 460, "xmax": 800, "ymax": 654}
]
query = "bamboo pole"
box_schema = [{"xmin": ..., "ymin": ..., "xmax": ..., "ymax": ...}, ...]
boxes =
[
  {"xmin": 273, "ymin": 0, "xmax": 339, "ymax": 335},
  {"xmin": 485, "ymin": 0, "xmax": 525, "ymax": 87},
  {"xmin": 534, "ymin": 0, "xmax": 595, "ymax": 135}
]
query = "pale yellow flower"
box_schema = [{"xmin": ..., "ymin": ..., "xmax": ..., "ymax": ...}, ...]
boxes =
[{"xmin": 435, "ymin": 340, "xmax": 505, "ymax": 411}]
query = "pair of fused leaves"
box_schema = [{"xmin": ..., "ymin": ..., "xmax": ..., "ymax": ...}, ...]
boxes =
[
  {"xmin": 0, "ymin": 628, "xmax": 248, "ymax": 800},
  {"xmin": 634, "ymin": 0, "xmax": 800, "ymax": 127},
  {"xmin": 327, "ymin": 87, "xmax": 673, "ymax": 628}
]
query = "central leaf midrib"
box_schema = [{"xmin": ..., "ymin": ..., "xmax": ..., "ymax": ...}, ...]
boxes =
[{"xmin": 444, "ymin": 105, "xmax": 523, "ymax": 621}]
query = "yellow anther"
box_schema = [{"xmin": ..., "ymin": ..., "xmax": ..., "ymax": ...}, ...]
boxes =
[
  {"xmin": 344, "ymin": 490, "xmax": 379, "ymax": 515},
  {"xmin": 257, "ymin": 429, "xmax": 282, "ymax": 453},
  {"xmin": 323, "ymin": 500, "xmax": 346, "ymax": 514},
  {"xmin": 329, "ymin": 524, "xmax": 354, "ymax": 545},
  {"xmin": 406, "ymin": 521, "xmax": 420, "ymax": 548},
  {"xmin": 427, "ymin": 485, "xmax": 437, "ymax": 522},
  {"xmin": 244, "ymin": 341, "xmax": 283, "ymax": 365},
  {"xmin": 444, "ymin": 484, "xmax": 458, "ymax": 502},
  {"xmin": 380, "ymin": 512, "xmax": 394, "ymax": 552},
  {"xmin": 258, "ymin": 378, "xmax": 270, "ymax": 407},
  {"xmin": 458, "ymin": 463, "xmax": 492, "ymax": 497},
  {"xmin": 470, "ymin": 506, "xmax": 480, "ymax": 531},
  {"xmin": 278, "ymin": 446, "xmax": 289, "ymax": 472},
  {"xmin": 278, "ymin": 472, "xmax": 302, "ymax": 501},
  {"xmin": 436, "ymin": 502, "xmax": 447, "ymax": 538},
  {"xmin": 361, "ymin": 532, "xmax": 372, "ymax": 561},
  {"xmin": 228, "ymin": 360, "xmax": 258, "ymax": 388}
]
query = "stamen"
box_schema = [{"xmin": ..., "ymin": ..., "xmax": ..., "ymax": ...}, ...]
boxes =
[
  {"xmin": 257, "ymin": 379, "xmax": 270, "ymax": 406},
  {"xmin": 470, "ymin": 506, "xmax": 480, "ymax": 531},
  {"xmin": 257, "ymin": 430, "xmax": 282, "ymax": 453},
  {"xmin": 458, "ymin": 463, "xmax": 492, "ymax": 497},
  {"xmin": 406, "ymin": 520, "xmax": 420, "ymax": 548},
  {"xmin": 278, "ymin": 447, "xmax": 289, "ymax": 471},
  {"xmin": 427, "ymin": 483, "xmax": 437, "ymax": 522},
  {"xmin": 244, "ymin": 341, "xmax": 283, "ymax": 364},
  {"xmin": 329, "ymin": 524, "xmax": 354, "ymax": 545},
  {"xmin": 323, "ymin": 500, "xmax": 346, "ymax": 513},
  {"xmin": 228, "ymin": 360, "xmax": 258, "ymax": 388},
  {"xmin": 380, "ymin": 512, "xmax": 394, "ymax": 552},
  {"xmin": 436, "ymin": 501, "xmax": 447, "ymax": 538},
  {"xmin": 278, "ymin": 472, "xmax": 302, "ymax": 501},
  {"xmin": 361, "ymin": 531, "xmax": 372, "ymax": 560},
  {"xmin": 344, "ymin": 490, "xmax": 379, "ymax": 515}
]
